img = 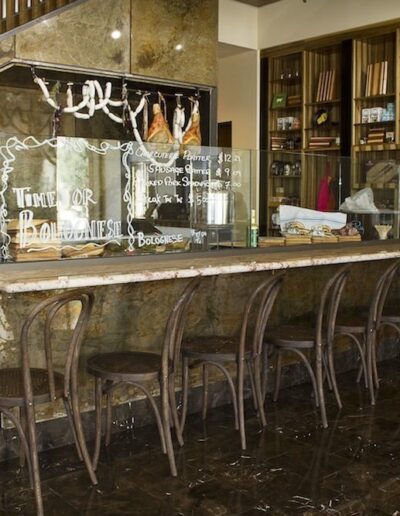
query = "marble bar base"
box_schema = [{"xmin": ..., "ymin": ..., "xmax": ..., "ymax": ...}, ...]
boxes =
[{"xmin": 0, "ymin": 336, "xmax": 398, "ymax": 463}]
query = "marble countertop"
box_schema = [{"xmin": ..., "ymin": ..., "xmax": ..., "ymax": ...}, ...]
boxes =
[{"xmin": 0, "ymin": 243, "xmax": 399, "ymax": 293}]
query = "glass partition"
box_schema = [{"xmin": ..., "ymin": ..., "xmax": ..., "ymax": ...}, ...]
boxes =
[
  {"xmin": 1, "ymin": 136, "xmax": 399, "ymax": 264},
  {"xmin": 0, "ymin": 136, "xmax": 254, "ymax": 262},
  {"xmin": 263, "ymin": 148, "xmax": 400, "ymax": 246}
]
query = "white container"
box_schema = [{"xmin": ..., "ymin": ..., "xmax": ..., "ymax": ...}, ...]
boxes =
[{"xmin": 361, "ymin": 108, "xmax": 370, "ymax": 123}]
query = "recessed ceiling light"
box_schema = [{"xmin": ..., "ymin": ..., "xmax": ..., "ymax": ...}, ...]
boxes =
[
  {"xmin": 175, "ymin": 44, "xmax": 184, "ymax": 52},
  {"xmin": 111, "ymin": 30, "xmax": 121, "ymax": 40}
]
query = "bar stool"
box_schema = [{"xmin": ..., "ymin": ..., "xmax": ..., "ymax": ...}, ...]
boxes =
[
  {"xmin": 87, "ymin": 277, "xmax": 200, "ymax": 477},
  {"xmin": 0, "ymin": 290, "xmax": 96, "ymax": 516},
  {"xmin": 379, "ymin": 265, "xmax": 400, "ymax": 334},
  {"xmin": 335, "ymin": 259, "xmax": 400, "ymax": 405},
  {"xmin": 180, "ymin": 272, "xmax": 285, "ymax": 450},
  {"xmin": 265, "ymin": 264, "xmax": 351, "ymax": 428}
]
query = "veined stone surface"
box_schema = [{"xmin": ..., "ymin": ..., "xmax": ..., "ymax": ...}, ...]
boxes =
[
  {"xmin": 15, "ymin": 0, "xmax": 131, "ymax": 72},
  {"xmin": 131, "ymin": 0, "xmax": 218, "ymax": 86},
  {"xmin": 0, "ymin": 37, "xmax": 15, "ymax": 66}
]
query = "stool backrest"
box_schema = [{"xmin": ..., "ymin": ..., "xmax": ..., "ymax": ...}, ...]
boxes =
[
  {"xmin": 370, "ymin": 259, "xmax": 400, "ymax": 331},
  {"xmin": 20, "ymin": 290, "xmax": 94, "ymax": 405},
  {"xmin": 316, "ymin": 264, "xmax": 351, "ymax": 345},
  {"xmin": 162, "ymin": 277, "xmax": 201, "ymax": 376},
  {"xmin": 239, "ymin": 271, "xmax": 286, "ymax": 358}
]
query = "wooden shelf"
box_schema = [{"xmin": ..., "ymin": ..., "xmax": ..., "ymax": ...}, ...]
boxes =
[
  {"xmin": 271, "ymin": 175, "xmax": 302, "ymax": 179},
  {"xmin": 270, "ymin": 129, "xmax": 302, "ymax": 134},
  {"xmin": 305, "ymin": 99, "xmax": 341, "ymax": 106},
  {"xmin": 303, "ymin": 146, "xmax": 341, "ymax": 152},
  {"xmin": 270, "ymin": 149, "xmax": 302, "ymax": 153},
  {"xmin": 271, "ymin": 104, "xmax": 302, "ymax": 111},
  {"xmin": 358, "ymin": 182, "xmax": 398, "ymax": 189},
  {"xmin": 304, "ymin": 126, "xmax": 340, "ymax": 131},
  {"xmin": 354, "ymin": 93, "xmax": 395, "ymax": 101},
  {"xmin": 354, "ymin": 120, "xmax": 395, "ymax": 126},
  {"xmin": 353, "ymin": 143, "xmax": 397, "ymax": 151},
  {"xmin": 269, "ymin": 77, "xmax": 301, "ymax": 84}
]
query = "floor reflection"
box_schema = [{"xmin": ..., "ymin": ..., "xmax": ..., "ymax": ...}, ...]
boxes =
[{"xmin": 1, "ymin": 359, "xmax": 400, "ymax": 514}]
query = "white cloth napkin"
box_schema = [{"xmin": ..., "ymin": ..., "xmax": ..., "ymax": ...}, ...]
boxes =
[{"xmin": 279, "ymin": 205, "xmax": 347, "ymax": 231}]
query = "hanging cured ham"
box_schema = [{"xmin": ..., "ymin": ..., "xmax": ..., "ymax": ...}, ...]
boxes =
[
  {"xmin": 147, "ymin": 103, "xmax": 174, "ymax": 144},
  {"xmin": 183, "ymin": 101, "xmax": 201, "ymax": 146}
]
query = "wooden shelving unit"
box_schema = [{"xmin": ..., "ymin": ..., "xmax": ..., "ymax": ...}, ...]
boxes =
[
  {"xmin": 266, "ymin": 52, "xmax": 304, "ymax": 234},
  {"xmin": 352, "ymin": 29, "xmax": 400, "ymax": 237},
  {"xmin": 303, "ymin": 44, "xmax": 342, "ymax": 209},
  {"xmin": 259, "ymin": 23, "xmax": 400, "ymax": 238}
]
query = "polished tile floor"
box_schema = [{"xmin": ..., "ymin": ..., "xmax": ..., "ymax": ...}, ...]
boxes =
[{"xmin": 2, "ymin": 359, "xmax": 400, "ymax": 515}]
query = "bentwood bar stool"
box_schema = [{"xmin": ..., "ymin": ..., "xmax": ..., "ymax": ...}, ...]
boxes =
[
  {"xmin": 264, "ymin": 264, "xmax": 351, "ymax": 428},
  {"xmin": 180, "ymin": 272, "xmax": 285, "ymax": 450},
  {"xmin": 335, "ymin": 259, "xmax": 400, "ymax": 405},
  {"xmin": 87, "ymin": 277, "xmax": 201, "ymax": 477},
  {"xmin": 0, "ymin": 290, "xmax": 96, "ymax": 516}
]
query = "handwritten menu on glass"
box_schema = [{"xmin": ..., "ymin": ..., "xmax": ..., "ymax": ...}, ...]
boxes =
[{"xmin": 1, "ymin": 137, "xmax": 248, "ymax": 262}]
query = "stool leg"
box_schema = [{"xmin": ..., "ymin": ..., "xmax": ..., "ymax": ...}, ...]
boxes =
[
  {"xmin": 1, "ymin": 407, "xmax": 33, "ymax": 487},
  {"xmin": 70, "ymin": 393, "xmax": 98, "ymax": 486},
  {"xmin": 237, "ymin": 356, "xmax": 246, "ymax": 450},
  {"xmin": 92, "ymin": 377, "xmax": 103, "ymax": 470},
  {"xmin": 254, "ymin": 355, "xmax": 267, "ymax": 427},
  {"xmin": 105, "ymin": 390, "xmax": 113, "ymax": 447},
  {"xmin": 63, "ymin": 398, "xmax": 83, "ymax": 461},
  {"xmin": 273, "ymin": 350, "xmax": 283, "ymax": 403},
  {"xmin": 315, "ymin": 345, "xmax": 328, "ymax": 429},
  {"xmin": 327, "ymin": 342, "xmax": 342, "ymax": 410},
  {"xmin": 161, "ymin": 378, "xmax": 177, "ymax": 477},
  {"xmin": 25, "ymin": 402, "xmax": 44, "ymax": 516},
  {"xmin": 355, "ymin": 333, "xmax": 368, "ymax": 388},
  {"xmin": 202, "ymin": 364, "xmax": 209, "ymax": 421},
  {"xmin": 371, "ymin": 331, "xmax": 379, "ymax": 390},
  {"xmin": 180, "ymin": 356, "xmax": 190, "ymax": 432},
  {"xmin": 367, "ymin": 331, "xmax": 376, "ymax": 405},
  {"xmin": 246, "ymin": 359, "xmax": 258, "ymax": 411},
  {"xmin": 19, "ymin": 407, "xmax": 27, "ymax": 468},
  {"xmin": 168, "ymin": 375, "xmax": 184, "ymax": 447}
]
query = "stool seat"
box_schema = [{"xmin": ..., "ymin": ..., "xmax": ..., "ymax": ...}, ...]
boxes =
[
  {"xmin": 182, "ymin": 336, "xmax": 252, "ymax": 361},
  {"xmin": 267, "ymin": 325, "xmax": 316, "ymax": 349},
  {"xmin": 87, "ymin": 351, "xmax": 161, "ymax": 382},
  {"xmin": 335, "ymin": 313, "xmax": 367, "ymax": 334},
  {"xmin": 0, "ymin": 368, "xmax": 64, "ymax": 408}
]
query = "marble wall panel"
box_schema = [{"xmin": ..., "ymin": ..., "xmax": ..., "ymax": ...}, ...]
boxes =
[
  {"xmin": 0, "ymin": 36, "xmax": 15, "ymax": 67},
  {"xmin": 0, "ymin": 260, "xmax": 398, "ymax": 426},
  {"xmin": 130, "ymin": 0, "xmax": 218, "ymax": 86},
  {"xmin": 15, "ymin": 0, "xmax": 131, "ymax": 73}
]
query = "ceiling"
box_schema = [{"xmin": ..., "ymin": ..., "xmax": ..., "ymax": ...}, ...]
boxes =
[{"xmin": 234, "ymin": 0, "xmax": 282, "ymax": 6}]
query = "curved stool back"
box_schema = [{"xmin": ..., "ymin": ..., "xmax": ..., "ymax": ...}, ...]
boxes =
[{"xmin": 0, "ymin": 290, "xmax": 95, "ymax": 516}]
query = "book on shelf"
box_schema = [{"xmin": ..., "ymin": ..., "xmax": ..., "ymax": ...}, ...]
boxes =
[
  {"xmin": 366, "ymin": 126, "xmax": 386, "ymax": 144},
  {"xmin": 287, "ymin": 94, "xmax": 301, "ymax": 106},
  {"xmin": 365, "ymin": 61, "xmax": 388, "ymax": 96},
  {"xmin": 308, "ymin": 136, "xmax": 336, "ymax": 148},
  {"xmin": 315, "ymin": 70, "xmax": 336, "ymax": 102}
]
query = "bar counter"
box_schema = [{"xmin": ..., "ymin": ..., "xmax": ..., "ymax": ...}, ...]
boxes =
[{"xmin": 0, "ymin": 241, "xmax": 399, "ymax": 293}]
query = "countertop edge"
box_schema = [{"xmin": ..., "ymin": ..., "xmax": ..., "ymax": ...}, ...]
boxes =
[{"xmin": 1, "ymin": 248, "xmax": 399, "ymax": 293}]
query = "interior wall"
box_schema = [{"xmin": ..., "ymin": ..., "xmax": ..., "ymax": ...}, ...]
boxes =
[
  {"xmin": 218, "ymin": 50, "xmax": 259, "ymax": 150},
  {"xmin": 217, "ymin": 48, "xmax": 259, "ymax": 216},
  {"xmin": 258, "ymin": 0, "xmax": 400, "ymax": 49},
  {"xmin": 218, "ymin": 0, "xmax": 258, "ymax": 49}
]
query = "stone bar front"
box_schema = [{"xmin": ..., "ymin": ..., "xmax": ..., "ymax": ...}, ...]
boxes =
[{"xmin": 0, "ymin": 245, "xmax": 398, "ymax": 458}]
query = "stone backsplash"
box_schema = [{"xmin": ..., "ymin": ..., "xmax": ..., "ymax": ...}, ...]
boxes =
[{"xmin": 1, "ymin": 0, "xmax": 218, "ymax": 87}]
